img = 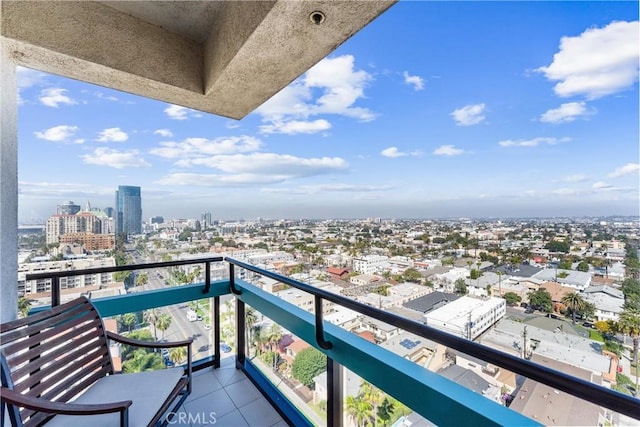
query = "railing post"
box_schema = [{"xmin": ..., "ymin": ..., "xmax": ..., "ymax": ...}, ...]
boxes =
[
  {"xmin": 236, "ymin": 297, "xmax": 246, "ymax": 366},
  {"xmin": 213, "ymin": 296, "xmax": 220, "ymax": 369},
  {"xmin": 314, "ymin": 296, "xmax": 332, "ymax": 350},
  {"xmin": 51, "ymin": 277, "xmax": 60, "ymax": 307},
  {"xmin": 229, "ymin": 263, "xmax": 241, "ymax": 295},
  {"xmin": 327, "ymin": 357, "xmax": 343, "ymax": 427},
  {"xmin": 203, "ymin": 262, "xmax": 211, "ymax": 294}
]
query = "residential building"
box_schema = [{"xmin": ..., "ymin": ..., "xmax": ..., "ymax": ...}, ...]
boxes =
[
  {"xmin": 424, "ymin": 297, "xmax": 506, "ymax": 340},
  {"xmin": 352, "ymin": 254, "xmax": 389, "ymax": 274},
  {"xmin": 18, "ymin": 257, "xmax": 116, "ymax": 297},
  {"xmin": 582, "ymin": 285, "xmax": 625, "ymax": 322}
]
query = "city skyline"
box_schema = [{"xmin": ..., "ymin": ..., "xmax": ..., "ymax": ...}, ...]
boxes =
[{"xmin": 17, "ymin": 2, "xmax": 639, "ymax": 222}]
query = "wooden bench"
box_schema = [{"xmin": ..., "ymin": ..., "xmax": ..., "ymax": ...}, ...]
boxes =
[{"xmin": 1, "ymin": 296, "xmax": 192, "ymax": 427}]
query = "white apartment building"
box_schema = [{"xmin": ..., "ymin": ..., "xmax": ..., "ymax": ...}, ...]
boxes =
[
  {"xmin": 18, "ymin": 257, "xmax": 116, "ymax": 296},
  {"xmin": 424, "ymin": 296, "xmax": 506, "ymax": 340},
  {"xmin": 352, "ymin": 254, "xmax": 389, "ymax": 274}
]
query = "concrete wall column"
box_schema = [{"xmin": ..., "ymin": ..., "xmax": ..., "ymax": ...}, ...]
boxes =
[{"xmin": 0, "ymin": 43, "xmax": 18, "ymax": 322}]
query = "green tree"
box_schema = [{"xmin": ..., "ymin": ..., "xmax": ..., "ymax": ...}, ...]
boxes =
[
  {"xmin": 291, "ymin": 347, "xmax": 327, "ymax": 388},
  {"xmin": 469, "ymin": 269, "xmax": 482, "ymax": 280},
  {"xmin": 528, "ymin": 289, "xmax": 553, "ymax": 313},
  {"xmin": 135, "ymin": 272, "xmax": 149, "ymax": 288},
  {"xmin": 561, "ymin": 292, "xmax": 586, "ymax": 324},
  {"xmin": 114, "ymin": 270, "xmax": 132, "ymax": 285},
  {"xmin": 122, "ymin": 349, "xmax": 165, "ymax": 373},
  {"xmin": 345, "ymin": 395, "xmax": 373, "ymax": 427},
  {"xmin": 144, "ymin": 309, "xmax": 160, "ymax": 341},
  {"xmin": 245, "ymin": 307, "xmax": 258, "ymax": 357},
  {"xmin": 377, "ymin": 397, "xmax": 395, "ymax": 426},
  {"xmin": 401, "ymin": 268, "xmax": 422, "ymax": 283},
  {"xmin": 546, "ymin": 240, "xmax": 570, "ymax": 253},
  {"xmin": 169, "ymin": 346, "xmax": 186, "ymax": 365},
  {"xmin": 576, "ymin": 261, "xmax": 590, "ymax": 272},
  {"xmin": 558, "ymin": 259, "xmax": 572, "ymax": 270},
  {"xmin": 156, "ymin": 313, "xmax": 172, "ymax": 340},
  {"xmin": 454, "ymin": 278, "xmax": 468, "ymax": 296},
  {"xmin": 18, "ymin": 297, "xmax": 32, "ymax": 318},
  {"xmin": 503, "ymin": 292, "xmax": 522, "ymax": 306},
  {"xmin": 616, "ymin": 309, "xmax": 640, "ymax": 390},
  {"xmin": 120, "ymin": 312, "xmax": 137, "ymax": 332},
  {"xmin": 120, "ymin": 329, "xmax": 154, "ymax": 360}
]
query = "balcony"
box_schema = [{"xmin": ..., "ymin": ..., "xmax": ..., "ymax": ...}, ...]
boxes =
[{"xmin": 19, "ymin": 257, "xmax": 640, "ymax": 426}]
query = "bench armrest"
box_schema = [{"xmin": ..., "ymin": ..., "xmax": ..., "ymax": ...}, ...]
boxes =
[
  {"xmin": 106, "ymin": 331, "xmax": 193, "ymax": 391},
  {"xmin": 1, "ymin": 386, "xmax": 132, "ymax": 415},
  {"xmin": 106, "ymin": 331, "xmax": 192, "ymax": 349}
]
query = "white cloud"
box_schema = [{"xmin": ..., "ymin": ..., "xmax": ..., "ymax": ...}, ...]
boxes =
[
  {"xmin": 540, "ymin": 102, "xmax": 596, "ymax": 123},
  {"xmin": 19, "ymin": 181, "xmax": 114, "ymax": 198},
  {"xmin": 155, "ymin": 173, "xmax": 286, "ymax": 187},
  {"xmin": 381, "ymin": 147, "xmax": 422, "ymax": 158},
  {"xmin": 433, "ymin": 145, "xmax": 465, "ymax": 156},
  {"xmin": 259, "ymin": 119, "xmax": 331, "ymax": 135},
  {"xmin": 403, "ymin": 71, "xmax": 425, "ymax": 91},
  {"xmin": 498, "ymin": 137, "xmax": 570, "ymax": 147},
  {"xmin": 178, "ymin": 153, "xmax": 348, "ymax": 177},
  {"xmin": 592, "ymin": 181, "xmax": 613, "ymax": 190},
  {"xmin": 164, "ymin": 104, "xmax": 203, "ymax": 120},
  {"xmin": 451, "ymin": 103, "xmax": 486, "ymax": 126},
  {"xmin": 552, "ymin": 188, "xmax": 581, "ymax": 196},
  {"xmin": 39, "ymin": 88, "xmax": 77, "ymax": 108},
  {"xmin": 608, "ymin": 163, "xmax": 639, "ymax": 178},
  {"xmin": 34, "ymin": 125, "xmax": 79, "ymax": 142},
  {"xmin": 81, "ymin": 148, "xmax": 150, "ymax": 169},
  {"xmin": 255, "ymin": 55, "xmax": 376, "ymax": 134},
  {"xmin": 381, "ymin": 147, "xmax": 406, "ymax": 158},
  {"xmin": 150, "ymin": 136, "xmax": 262, "ymax": 159},
  {"xmin": 262, "ymin": 184, "xmax": 393, "ymax": 195},
  {"xmin": 97, "ymin": 127, "xmax": 128, "ymax": 142},
  {"xmin": 537, "ymin": 20, "xmax": 639, "ymax": 99},
  {"xmin": 154, "ymin": 129, "xmax": 173, "ymax": 138},
  {"xmin": 564, "ymin": 174, "xmax": 588, "ymax": 183},
  {"xmin": 17, "ymin": 67, "xmax": 48, "ymax": 89}
]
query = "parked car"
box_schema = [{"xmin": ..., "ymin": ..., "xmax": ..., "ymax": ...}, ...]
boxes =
[{"xmin": 220, "ymin": 343, "xmax": 231, "ymax": 353}]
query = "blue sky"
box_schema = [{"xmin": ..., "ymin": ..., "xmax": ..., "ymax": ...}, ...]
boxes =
[{"xmin": 17, "ymin": 1, "xmax": 639, "ymax": 223}]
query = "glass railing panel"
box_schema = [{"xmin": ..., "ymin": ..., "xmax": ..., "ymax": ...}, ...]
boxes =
[
  {"xmin": 245, "ymin": 305, "xmax": 327, "ymax": 426},
  {"xmin": 342, "ymin": 366, "xmax": 418, "ymax": 427}
]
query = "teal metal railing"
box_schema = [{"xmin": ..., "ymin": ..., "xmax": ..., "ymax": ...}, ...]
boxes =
[{"xmin": 25, "ymin": 257, "xmax": 639, "ymax": 426}]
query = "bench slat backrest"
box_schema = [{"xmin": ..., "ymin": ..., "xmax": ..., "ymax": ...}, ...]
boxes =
[{"xmin": 0, "ymin": 297, "xmax": 114, "ymax": 427}]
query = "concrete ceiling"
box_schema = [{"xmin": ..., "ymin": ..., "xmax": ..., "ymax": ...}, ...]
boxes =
[{"xmin": 1, "ymin": 0, "xmax": 396, "ymax": 119}]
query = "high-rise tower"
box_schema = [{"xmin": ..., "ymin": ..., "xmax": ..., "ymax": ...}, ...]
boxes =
[{"xmin": 115, "ymin": 186, "xmax": 142, "ymax": 236}]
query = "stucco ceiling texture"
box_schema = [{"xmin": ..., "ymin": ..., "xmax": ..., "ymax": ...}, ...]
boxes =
[{"xmin": 1, "ymin": 0, "xmax": 396, "ymax": 119}]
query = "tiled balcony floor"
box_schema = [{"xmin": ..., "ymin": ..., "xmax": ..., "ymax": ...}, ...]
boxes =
[{"xmin": 172, "ymin": 356, "xmax": 288, "ymax": 427}]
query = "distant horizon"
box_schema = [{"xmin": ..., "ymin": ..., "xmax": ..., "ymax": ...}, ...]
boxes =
[{"xmin": 17, "ymin": 2, "xmax": 639, "ymax": 223}]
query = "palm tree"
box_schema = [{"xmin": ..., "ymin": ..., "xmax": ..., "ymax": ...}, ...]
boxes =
[
  {"xmin": 120, "ymin": 312, "xmax": 137, "ymax": 332},
  {"xmin": 135, "ymin": 272, "xmax": 148, "ymax": 289},
  {"xmin": 360, "ymin": 381, "xmax": 383, "ymax": 427},
  {"xmin": 561, "ymin": 292, "xmax": 586, "ymax": 324},
  {"xmin": 18, "ymin": 297, "xmax": 31, "ymax": 318},
  {"xmin": 616, "ymin": 309, "xmax": 640, "ymax": 389},
  {"xmin": 345, "ymin": 395, "xmax": 373, "ymax": 427},
  {"xmin": 245, "ymin": 307, "xmax": 258, "ymax": 357},
  {"xmin": 156, "ymin": 313, "xmax": 172, "ymax": 340},
  {"xmin": 169, "ymin": 347, "xmax": 186, "ymax": 365},
  {"xmin": 144, "ymin": 309, "xmax": 160, "ymax": 341}
]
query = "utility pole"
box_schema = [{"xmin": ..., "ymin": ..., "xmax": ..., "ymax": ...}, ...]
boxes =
[
  {"xmin": 467, "ymin": 312, "xmax": 472, "ymax": 340},
  {"xmin": 522, "ymin": 326, "xmax": 528, "ymax": 359}
]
